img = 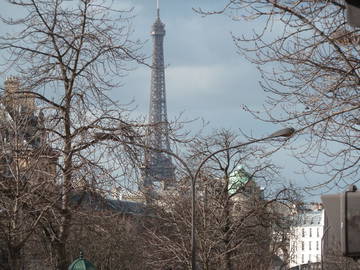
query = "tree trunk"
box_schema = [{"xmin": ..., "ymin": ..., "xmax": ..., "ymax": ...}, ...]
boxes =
[
  {"xmin": 222, "ymin": 188, "xmax": 232, "ymax": 270},
  {"xmin": 8, "ymin": 246, "xmax": 22, "ymax": 270},
  {"xmin": 53, "ymin": 241, "xmax": 68, "ymax": 270}
]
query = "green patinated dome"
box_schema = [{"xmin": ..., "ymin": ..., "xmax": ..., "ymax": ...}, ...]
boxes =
[
  {"xmin": 68, "ymin": 252, "xmax": 96, "ymax": 270},
  {"xmin": 228, "ymin": 165, "xmax": 252, "ymax": 195}
]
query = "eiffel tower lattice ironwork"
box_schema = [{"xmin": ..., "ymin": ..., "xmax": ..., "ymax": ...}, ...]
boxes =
[{"xmin": 141, "ymin": 4, "xmax": 175, "ymax": 196}]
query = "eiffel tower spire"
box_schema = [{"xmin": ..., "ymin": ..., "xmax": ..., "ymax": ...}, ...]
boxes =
[{"xmin": 141, "ymin": 3, "xmax": 175, "ymax": 197}]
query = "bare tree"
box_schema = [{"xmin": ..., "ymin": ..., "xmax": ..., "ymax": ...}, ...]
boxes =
[
  {"xmin": 196, "ymin": 1, "xmax": 360, "ymax": 189},
  {"xmin": 0, "ymin": 77, "xmax": 60, "ymax": 270},
  {"xmin": 0, "ymin": 0, "xmax": 145, "ymax": 269},
  {"xmin": 144, "ymin": 129, "xmax": 298, "ymax": 270},
  {"xmin": 65, "ymin": 206, "xmax": 147, "ymax": 270},
  {"xmin": 323, "ymin": 249, "xmax": 360, "ymax": 269}
]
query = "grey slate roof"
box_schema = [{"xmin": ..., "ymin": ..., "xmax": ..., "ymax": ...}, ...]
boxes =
[
  {"xmin": 71, "ymin": 191, "xmax": 146, "ymax": 215},
  {"xmin": 107, "ymin": 199, "xmax": 145, "ymax": 215},
  {"xmin": 296, "ymin": 211, "xmax": 323, "ymax": 227}
]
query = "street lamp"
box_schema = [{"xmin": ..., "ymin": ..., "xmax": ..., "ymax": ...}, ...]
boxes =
[
  {"xmin": 190, "ymin": 127, "xmax": 295, "ymax": 270},
  {"xmin": 95, "ymin": 126, "xmax": 295, "ymax": 270}
]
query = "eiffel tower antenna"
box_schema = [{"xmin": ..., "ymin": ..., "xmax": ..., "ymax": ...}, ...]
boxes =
[{"xmin": 157, "ymin": 0, "xmax": 160, "ymax": 18}]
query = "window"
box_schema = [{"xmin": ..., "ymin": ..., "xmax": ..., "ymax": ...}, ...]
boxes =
[
  {"xmin": 302, "ymin": 228, "xmax": 305, "ymax": 237},
  {"xmin": 301, "ymin": 241, "xmax": 304, "ymax": 251},
  {"xmin": 317, "ymin": 227, "xmax": 320, "ymax": 237},
  {"xmin": 302, "ymin": 254, "xmax": 304, "ymax": 264},
  {"xmin": 309, "ymin": 254, "xmax": 312, "ymax": 262},
  {"xmin": 316, "ymin": 241, "xmax": 319, "ymax": 250},
  {"xmin": 310, "ymin": 228, "xmax": 312, "ymax": 237},
  {"xmin": 316, "ymin": 254, "xmax": 320, "ymax": 262},
  {"xmin": 309, "ymin": 241, "xmax": 312, "ymax": 250}
]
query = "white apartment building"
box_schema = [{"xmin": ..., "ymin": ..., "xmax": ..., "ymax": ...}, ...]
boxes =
[{"xmin": 289, "ymin": 209, "xmax": 324, "ymax": 268}]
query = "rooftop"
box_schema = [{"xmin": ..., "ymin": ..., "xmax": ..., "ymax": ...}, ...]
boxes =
[{"xmin": 296, "ymin": 210, "xmax": 323, "ymax": 227}]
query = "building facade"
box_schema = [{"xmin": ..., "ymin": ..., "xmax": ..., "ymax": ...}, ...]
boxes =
[
  {"xmin": 289, "ymin": 209, "xmax": 324, "ymax": 268},
  {"xmin": 0, "ymin": 77, "xmax": 57, "ymax": 186}
]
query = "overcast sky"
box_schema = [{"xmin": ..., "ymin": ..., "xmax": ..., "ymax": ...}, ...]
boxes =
[
  {"xmin": 117, "ymin": 0, "xmax": 326, "ymax": 198},
  {"xmin": 118, "ymin": 1, "xmax": 265, "ymax": 130},
  {"xmin": 0, "ymin": 0, "xmax": 332, "ymax": 200}
]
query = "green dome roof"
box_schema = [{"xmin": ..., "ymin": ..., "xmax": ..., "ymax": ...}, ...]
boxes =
[
  {"xmin": 68, "ymin": 253, "xmax": 96, "ymax": 270},
  {"xmin": 228, "ymin": 165, "xmax": 252, "ymax": 195}
]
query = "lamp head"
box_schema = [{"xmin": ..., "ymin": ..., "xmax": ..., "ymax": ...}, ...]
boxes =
[{"xmin": 269, "ymin": 127, "xmax": 295, "ymax": 138}]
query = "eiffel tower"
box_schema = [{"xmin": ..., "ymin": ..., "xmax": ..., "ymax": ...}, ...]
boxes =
[{"xmin": 141, "ymin": 2, "xmax": 175, "ymax": 198}]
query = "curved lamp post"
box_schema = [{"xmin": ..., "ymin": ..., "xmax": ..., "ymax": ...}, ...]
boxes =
[
  {"xmin": 94, "ymin": 127, "xmax": 295, "ymax": 270},
  {"xmin": 190, "ymin": 127, "xmax": 295, "ymax": 270}
]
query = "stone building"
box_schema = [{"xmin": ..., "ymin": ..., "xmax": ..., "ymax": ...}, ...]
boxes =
[
  {"xmin": 289, "ymin": 209, "xmax": 324, "ymax": 268},
  {"xmin": 0, "ymin": 77, "xmax": 57, "ymax": 185},
  {"xmin": 0, "ymin": 77, "xmax": 58, "ymax": 269}
]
